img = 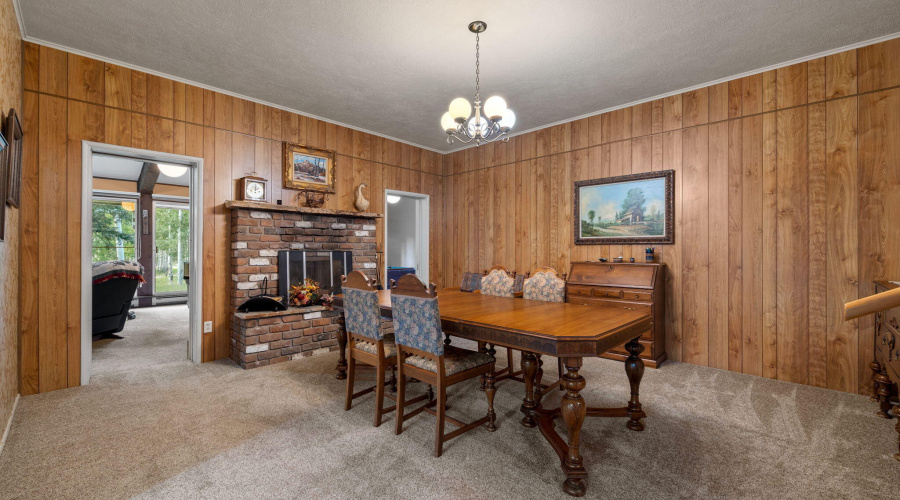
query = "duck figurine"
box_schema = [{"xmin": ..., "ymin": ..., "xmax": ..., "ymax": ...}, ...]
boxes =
[{"xmin": 354, "ymin": 183, "xmax": 369, "ymax": 212}]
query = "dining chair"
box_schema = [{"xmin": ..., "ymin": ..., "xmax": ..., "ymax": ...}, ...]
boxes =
[
  {"xmin": 523, "ymin": 266, "xmax": 569, "ymax": 397},
  {"xmin": 442, "ymin": 271, "xmax": 482, "ymax": 293},
  {"xmin": 392, "ymin": 274, "xmax": 497, "ymax": 457},
  {"xmin": 342, "ymin": 270, "xmax": 399, "ymax": 427},
  {"xmin": 478, "ymin": 265, "xmax": 527, "ymax": 383}
]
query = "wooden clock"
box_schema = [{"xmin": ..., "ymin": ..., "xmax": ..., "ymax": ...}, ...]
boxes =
[{"xmin": 240, "ymin": 174, "xmax": 269, "ymax": 203}]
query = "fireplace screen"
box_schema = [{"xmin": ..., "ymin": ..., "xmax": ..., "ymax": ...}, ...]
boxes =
[{"xmin": 278, "ymin": 250, "xmax": 352, "ymax": 303}]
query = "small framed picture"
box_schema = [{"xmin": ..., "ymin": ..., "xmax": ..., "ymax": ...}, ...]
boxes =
[
  {"xmin": 5, "ymin": 109, "xmax": 23, "ymax": 208},
  {"xmin": 0, "ymin": 125, "xmax": 7, "ymax": 241},
  {"xmin": 574, "ymin": 170, "xmax": 675, "ymax": 245},
  {"xmin": 283, "ymin": 143, "xmax": 336, "ymax": 194}
]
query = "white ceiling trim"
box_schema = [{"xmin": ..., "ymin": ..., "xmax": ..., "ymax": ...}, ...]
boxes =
[
  {"xmin": 444, "ymin": 30, "xmax": 900, "ymax": 154},
  {"xmin": 11, "ymin": 0, "xmax": 25, "ymax": 38}
]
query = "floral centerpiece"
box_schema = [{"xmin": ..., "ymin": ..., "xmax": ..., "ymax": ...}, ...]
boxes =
[{"xmin": 288, "ymin": 278, "xmax": 333, "ymax": 309}]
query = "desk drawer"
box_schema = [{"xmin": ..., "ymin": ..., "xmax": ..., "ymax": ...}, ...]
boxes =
[{"xmin": 592, "ymin": 287, "xmax": 625, "ymax": 299}]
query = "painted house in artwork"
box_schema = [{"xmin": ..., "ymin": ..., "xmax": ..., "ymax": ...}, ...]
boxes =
[{"xmin": 617, "ymin": 206, "xmax": 644, "ymax": 224}]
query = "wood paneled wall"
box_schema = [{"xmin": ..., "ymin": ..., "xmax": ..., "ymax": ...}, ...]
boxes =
[
  {"xmin": 20, "ymin": 42, "xmax": 443, "ymax": 395},
  {"xmin": 0, "ymin": 0, "xmax": 22, "ymax": 437},
  {"xmin": 442, "ymin": 38, "xmax": 900, "ymax": 395}
]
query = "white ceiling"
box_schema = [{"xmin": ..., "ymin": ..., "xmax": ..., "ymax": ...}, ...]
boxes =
[
  {"xmin": 18, "ymin": 0, "xmax": 900, "ymax": 152},
  {"xmin": 92, "ymin": 155, "xmax": 191, "ymax": 186}
]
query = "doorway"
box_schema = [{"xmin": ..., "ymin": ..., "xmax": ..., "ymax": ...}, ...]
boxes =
[
  {"xmin": 81, "ymin": 142, "xmax": 204, "ymax": 385},
  {"xmin": 384, "ymin": 190, "xmax": 430, "ymax": 285}
]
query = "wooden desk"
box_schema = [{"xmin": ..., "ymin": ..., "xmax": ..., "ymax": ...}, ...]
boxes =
[{"xmin": 334, "ymin": 289, "xmax": 652, "ymax": 496}]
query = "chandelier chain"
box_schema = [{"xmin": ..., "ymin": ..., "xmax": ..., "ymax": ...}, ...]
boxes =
[{"xmin": 474, "ymin": 32, "xmax": 480, "ymax": 102}]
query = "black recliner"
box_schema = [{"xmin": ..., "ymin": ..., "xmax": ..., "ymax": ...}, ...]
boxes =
[{"xmin": 91, "ymin": 261, "xmax": 145, "ymax": 339}]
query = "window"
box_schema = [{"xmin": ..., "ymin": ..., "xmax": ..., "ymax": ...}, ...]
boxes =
[
  {"xmin": 153, "ymin": 202, "xmax": 190, "ymax": 295},
  {"xmin": 92, "ymin": 196, "xmax": 138, "ymax": 262}
]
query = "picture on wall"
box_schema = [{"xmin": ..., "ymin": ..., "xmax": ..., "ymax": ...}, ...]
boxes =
[
  {"xmin": 574, "ymin": 170, "xmax": 674, "ymax": 245},
  {"xmin": 283, "ymin": 143, "xmax": 336, "ymax": 193}
]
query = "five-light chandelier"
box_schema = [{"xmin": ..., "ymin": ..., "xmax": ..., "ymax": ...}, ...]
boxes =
[{"xmin": 440, "ymin": 21, "xmax": 515, "ymax": 146}]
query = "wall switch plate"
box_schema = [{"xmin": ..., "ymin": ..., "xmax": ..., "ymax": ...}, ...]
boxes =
[{"xmin": 203, "ymin": 321, "xmax": 213, "ymax": 333}]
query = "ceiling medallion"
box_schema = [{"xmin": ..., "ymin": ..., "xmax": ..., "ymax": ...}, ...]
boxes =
[{"xmin": 440, "ymin": 21, "xmax": 516, "ymax": 146}]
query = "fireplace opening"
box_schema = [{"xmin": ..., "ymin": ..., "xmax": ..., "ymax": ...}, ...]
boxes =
[{"xmin": 278, "ymin": 250, "xmax": 352, "ymax": 302}]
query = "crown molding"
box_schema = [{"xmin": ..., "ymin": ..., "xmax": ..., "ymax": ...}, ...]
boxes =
[
  {"xmin": 11, "ymin": 0, "xmax": 25, "ymax": 39},
  {"xmin": 444, "ymin": 30, "xmax": 900, "ymax": 154}
]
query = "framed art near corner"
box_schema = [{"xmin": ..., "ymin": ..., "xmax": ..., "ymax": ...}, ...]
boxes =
[
  {"xmin": 5, "ymin": 109, "xmax": 23, "ymax": 208},
  {"xmin": 574, "ymin": 170, "xmax": 674, "ymax": 245},
  {"xmin": 283, "ymin": 143, "xmax": 336, "ymax": 193},
  {"xmin": 0, "ymin": 124, "xmax": 7, "ymax": 241}
]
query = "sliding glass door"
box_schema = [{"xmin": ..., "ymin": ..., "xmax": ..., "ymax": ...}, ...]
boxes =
[{"xmin": 153, "ymin": 201, "xmax": 190, "ymax": 295}]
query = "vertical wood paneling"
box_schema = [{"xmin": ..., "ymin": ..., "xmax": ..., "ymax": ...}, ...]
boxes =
[
  {"xmin": 858, "ymin": 88, "xmax": 900, "ymax": 394},
  {"xmin": 19, "ymin": 91, "xmax": 40, "ymax": 395},
  {"xmin": 808, "ymin": 103, "xmax": 828, "ymax": 388},
  {"xmin": 825, "ymin": 97, "xmax": 858, "ymax": 392},
  {"xmin": 808, "ymin": 57, "xmax": 826, "ymax": 102},
  {"xmin": 741, "ymin": 74, "xmax": 762, "ymax": 116},
  {"xmin": 37, "ymin": 94, "xmax": 68, "ymax": 392},
  {"xmin": 741, "ymin": 115, "xmax": 763, "ymax": 376},
  {"xmin": 775, "ymin": 107, "xmax": 809, "ymax": 385},
  {"xmin": 727, "ymin": 119, "xmax": 743, "ymax": 372},
  {"xmin": 825, "ymin": 50, "xmax": 857, "ymax": 99},
  {"xmin": 103, "ymin": 63, "xmax": 131, "ymax": 109},
  {"xmin": 761, "ymin": 112, "xmax": 777, "ymax": 380},
  {"xmin": 683, "ymin": 88, "xmax": 709, "ymax": 128},
  {"xmin": 708, "ymin": 122, "xmax": 729, "ymax": 369},
  {"xmin": 858, "ymin": 38, "xmax": 900, "ymax": 93},
  {"xmin": 38, "ymin": 45, "xmax": 67, "ymax": 96},
  {"xmin": 777, "ymin": 63, "xmax": 808, "ymax": 109},
  {"xmin": 681, "ymin": 125, "xmax": 709, "ymax": 365},
  {"xmin": 67, "ymin": 54, "xmax": 103, "ymax": 104}
]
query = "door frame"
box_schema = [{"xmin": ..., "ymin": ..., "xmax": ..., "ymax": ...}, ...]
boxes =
[
  {"xmin": 81, "ymin": 142, "xmax": 204, "ymax": 385},
  {"xmin": 383, "ymin": 189, "xmax": 430, "ymax": 284}
]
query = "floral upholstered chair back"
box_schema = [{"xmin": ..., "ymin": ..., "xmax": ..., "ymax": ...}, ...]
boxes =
[
  {"xmin": 459, "ymin": 272, "xmax": 482, "ymax": 293},
  {"xmin": 523, "ymin": 268, "xmax": 567, "ymax": 303},
  {"xmin": 391, "ymin": 275, "xmax": 444, "ymax": 356},
  {"xmin": 341, "ymin": 272, "xmax": 383, "ymax": 341},
  {"xmin": 480, "ymin": 266, "xmax": 517, "ymax": 298}
]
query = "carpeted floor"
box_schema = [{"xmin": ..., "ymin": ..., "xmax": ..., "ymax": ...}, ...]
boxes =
[
  {"xmin": 90, "ymin": 304, "xmax": 191, "ymax": 383},
  {"xmin": 1, "ymin": 307, "xmax": 900, "ymax": 499}
]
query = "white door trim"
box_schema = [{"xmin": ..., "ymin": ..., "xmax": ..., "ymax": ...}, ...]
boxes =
[
  {"xmin": 81, "ymin": 142, "xmax": 204, "ymax": 386},
  {"xmin": 383, "ymin": 189, "xmax": 430, "ymax": 285}
]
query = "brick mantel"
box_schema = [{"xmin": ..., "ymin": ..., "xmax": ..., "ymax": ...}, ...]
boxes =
[{"xmin": 226, "ymin": 201, "xmax": 380, "ymax": 368}]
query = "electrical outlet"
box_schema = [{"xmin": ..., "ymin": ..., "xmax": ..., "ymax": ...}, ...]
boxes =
[{"xmin": 203, "ymin": 321, "xmax": 213, "ymax": 333}]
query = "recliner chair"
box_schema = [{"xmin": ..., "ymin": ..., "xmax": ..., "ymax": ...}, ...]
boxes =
[{"xmin": 92, "ymin": 260, "xmax": 145, "ymax": 339}]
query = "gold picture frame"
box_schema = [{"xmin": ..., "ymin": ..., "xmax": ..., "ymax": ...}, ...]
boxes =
[{"xmin": 283, "ymin": 143, "xmax": 336, "ymax": 193}]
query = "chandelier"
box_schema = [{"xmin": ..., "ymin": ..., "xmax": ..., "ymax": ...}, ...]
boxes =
[{"xmin": 440, "ymin": 21, "xmax": 516, "ymax": 146}]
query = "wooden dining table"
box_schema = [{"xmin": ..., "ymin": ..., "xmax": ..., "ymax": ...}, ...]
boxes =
[{"xmin": 333, "ymin": 289, "xmax": 653, "ymax": 497}]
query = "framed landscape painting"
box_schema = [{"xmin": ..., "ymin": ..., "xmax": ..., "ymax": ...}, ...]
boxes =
[
  {"xmin": 574, "ymin": 170, "xmax": 674, "ymax": 245},
  {"xmin": 283, "ymin": 143, "xmax": 336, "ymax": 193}
]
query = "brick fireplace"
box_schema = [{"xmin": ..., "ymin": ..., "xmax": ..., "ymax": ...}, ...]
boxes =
[{"xmin": 226, "ymin": 201, "xmax": 382, "ymax": 369}]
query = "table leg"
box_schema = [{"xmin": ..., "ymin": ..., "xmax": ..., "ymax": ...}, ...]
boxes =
[
  {"xmin": 520, "ymin": 351, "xmax": 539, "ymax": 428},
  {"xmin": 535, "ymin": 354, "xmax": 545, "ymax": 401},
  {"xmin": 335, "ymin": 326, "xmax": 348, "ymax": 380},
  {"xmin": 560, "ymin": 357, "xmax": 587, "ymax": 497},
  {"xmin": 624, "ymin": 338, "xmax": 647, "ymax": 431}
]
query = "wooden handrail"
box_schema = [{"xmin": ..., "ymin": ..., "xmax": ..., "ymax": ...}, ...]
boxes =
[{"xmin": 844, "ymin": 286, "xmax": 900, "ymax": 320}]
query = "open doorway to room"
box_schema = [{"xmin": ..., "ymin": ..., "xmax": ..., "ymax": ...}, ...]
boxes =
[
  {"xmin": 384, "ymin": 190, "xmax": 429, "ymax": 286},
  {"xmin": 82, "ymin": 143, "xmax": 203, "ymax": 385}
]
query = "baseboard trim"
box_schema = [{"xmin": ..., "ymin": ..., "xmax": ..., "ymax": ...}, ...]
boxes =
[{"xmin": 0, "ymin": 394, "xmax": 21, "ymax": 457}]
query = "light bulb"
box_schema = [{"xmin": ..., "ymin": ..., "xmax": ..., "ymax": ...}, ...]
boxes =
[
  {"xmin": 448, "ymin": 97, "xmax": 471, "ymax": 122},
  {"xmin": 158, "ymin": 163, "xmax": 188, "ymax": 177},
  {"xmin": 386, "ymin": 195, "xmax": 401, "ymax": 204},
  {"xmin": 498, "ymin": 109, "xmax": 516, "ymax": 130},
  {"xmin": 483, "ymin": 96, "xmax": 507, "ymax": 121},
  {"xmin": 440, "ymin": 112, "xmax": 456, "ymax": 133}
]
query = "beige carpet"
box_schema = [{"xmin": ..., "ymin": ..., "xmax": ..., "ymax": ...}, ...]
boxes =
[{"xmin": 1, "ymin": 307, "xmax": 899, "ymax": 499}]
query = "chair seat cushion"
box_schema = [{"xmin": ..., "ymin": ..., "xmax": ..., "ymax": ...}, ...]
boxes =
[
  {"xmin": 405, "ymin": 345, "xmax": 494, "ymax": 375},
  {"xmin": 355, "ymin": 334, "xmax": 397, "ymax": 358}
]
